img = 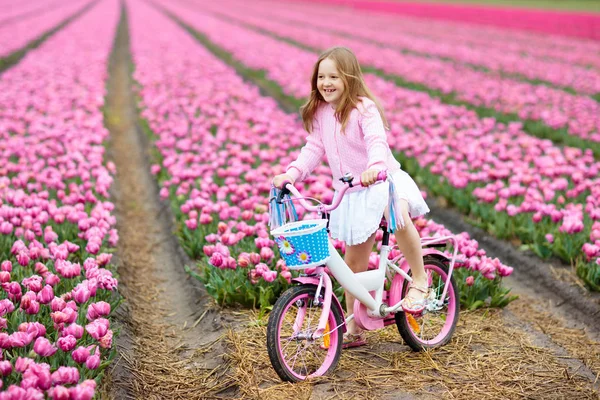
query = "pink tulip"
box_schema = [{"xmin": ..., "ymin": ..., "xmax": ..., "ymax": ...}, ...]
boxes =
[
  {"xmin": 49, "ymin": 385, "xmax": 70, "ymax": 400},
  {"xmin": 16, "ymin": 251, "xmax": 30, "ymax": 267},
  {"xmin": 51, "ymin": 311, "xmax": 71, "ymax": 325},
  {"xmin": 85, "ymin": 241, "xmax": 100, "ymax": 255},
  {"xmin": 37, "ymin": 285, "xmax": 54, "ymax": 304},
  {"xmin": 0, "ymin": 271, "xmax": 10, "ymax": 283},
  {"xmin": 226, "ymin": 257, "xmax": 237, "ymax": 269},
  {"xmin": 34, "ymin": 262, "xmax": 49, "ymax": 277},
  {"xmin": 249, "ymin": 253, "xmax": 261, "ymax": 265},
  {"xmin": 262, "ymin": 270, "xmax": 278, "ymax": 283},
  {"xmin": 71, "ymin": 346, "xmax": 90, "ymax": 364},
  {"xmin": 51, "ymin": 297, "xmax": 66, "ymax": 312},
  {"xmin": 51, "ymin": 366, "xmax": 79, "ymax": 386},
  {"xmin": 22, "ymin": 276, "xmax": 43, "ymax": 292},
  {"xmin": 209, "ymin": 252, "xmax": 224, "ymax": 268},
  {"xmin": 205, "ymin": 234, "xmax": 218, "ymax": 243},
  {"xmin": 86, "ymin": 301, "xmax": 111, "ymax": 321},
  {"xmin": 34, "ymin": 337, "xmax": 57, "ymax": 357},
  {"xmin": 22, "ymin": 361, "xmax": 52, "ymax": 390},
  {"xmin": 199, "ymin": 213, "xmax": 213, "ymax": 224},
  {"xmin": 96, "ymin": 253, "xmax": 112, "ymax": 266},
  {"xmin": 63, "ymin": 323, "xmax": 84, "ymax": 339},
  {"xmin": 68, "ymin": 380, "xmax": 96, "ymax": 400},
  {"xmin": 11, "ymin": 240, "xmax": 26, "ymax": 255},
  {"xmin": 237, "ymin": 253, "xmax": 250, "ymax": 268},
  {"xmin": 57, "ymin": 335, "xmax": 77, "ymax": 352},
  {"xmin": 19, "ymin": 322, "xmax": 46, "ymax": 338},
  {"xmin": 545, "ymin": 234, "xmax": 554, "ymax": 243},
  {"xmin": 85, "ymin": 354, "xmax": 100, "ymax": 370},
  {"xmin": 44, "ymin": 229, "xmax": 58, "ymax": 244},
  {"xmin": 55, "ymin": 260, "xmax": 81, "ymax": 279},
  {"xmin": 583, "ymin": 243, "xmax": 600, "ymax": 260},
  {"xmin": 85, "ymin": 320, "xmax": 108, "ymax": 340},
  {"xmin": 0, "ymin": 360, "xmax": 12, "ymax": 376},
  {"xmin": 1, "ymin": 261, "xmax": 12, "ymax": 272},
  {"xmin": 15, "ymin": 357, "xmax": 33, "ymax": 373},
  {"xmin": 260, "ymin": 247, "xmax": 274, "ymax": 262},
  {"xmin": 281, "ymin": 270, "xmax": 292, "ymax": 283},
  {"xmin": 45, "ymin": 273, "xmax": 60, "ymax": 286},
  {"xmin": 0, "ymin": 222, "xmax": 12, "ymax": 235},
  {"xmin": 72, "ymin": 284, "xmax": 91, "ymax": 304}
]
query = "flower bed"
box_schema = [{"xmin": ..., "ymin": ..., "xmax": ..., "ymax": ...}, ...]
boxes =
[
  {"xmin": 0, "ymin": 0, "xmax": 120, "ymax": 396},
  {"xmin": 191, "ymin": 0, "xmax": 600, "ymax": 143},
  {"xmin": 129, "ymin": 0, "xmax": 515, "ymax": 311},
  {"xmin": 290, "ymin": 0, "xmax": 600, "ymax": 41},
  {"xmin": 203, "ymin": 0, "xmax": 600, "ymax": 95},
  {"xmin": 150, "ymin": 1, "xmax": 600, "ymax": 290},
  {"xmin": 0, "ymin": 0, "xmax": 90, "ymax": 58}
]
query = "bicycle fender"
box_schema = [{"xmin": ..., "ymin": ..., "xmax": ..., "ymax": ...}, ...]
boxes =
[
  {"xmin": 422, "ymin": 249, "xmax": 451, "ymax": 263},
  {"xmin": 292, "ymin": 277, "xmax": 347, "ymax": 333}
]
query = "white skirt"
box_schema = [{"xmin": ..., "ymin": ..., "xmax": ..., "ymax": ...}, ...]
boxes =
[{"xmin": 329, "ymin": 169, "xmax": 430, "ymax": 246}]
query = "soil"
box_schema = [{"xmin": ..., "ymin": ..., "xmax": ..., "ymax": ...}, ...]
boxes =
[
  {"xmin": 101, "ymin": 7, "xmax": 240, "ymax": 399},
  {"xmin": 100, "ymin": 5, "xmax": 600, "ymax": 400}
]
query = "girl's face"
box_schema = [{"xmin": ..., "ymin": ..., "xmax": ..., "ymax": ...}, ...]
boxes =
[{"xmin": 317, "ymin": 58, "xmax": 345, "ymax": 107}]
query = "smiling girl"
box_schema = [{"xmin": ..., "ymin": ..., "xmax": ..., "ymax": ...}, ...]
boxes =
[{"xmin": 272, "ymin": 47, "xmax": 430, "ymax": 348}]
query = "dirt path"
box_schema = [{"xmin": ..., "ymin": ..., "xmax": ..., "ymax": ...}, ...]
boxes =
[
  {"xmin": 102, "ymin": 6, "xmax": 238, "ymax": 399},
  {"xmin": 99, "ymin": 4, "xmax": 600, "ymax": 400}
]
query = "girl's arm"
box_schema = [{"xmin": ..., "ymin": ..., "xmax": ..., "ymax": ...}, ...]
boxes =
[
  {"xmin": 286, "ymin": 119, "xmax": 325, "ymax": 182},
  {"xmin": 360, "ymin": 100, "xmax": 389, "ymax": 171}
]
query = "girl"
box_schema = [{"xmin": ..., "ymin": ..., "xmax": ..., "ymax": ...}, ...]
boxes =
[{"xmin": 272, "ymin": 47, "xmax": 430, "ymax": 348}]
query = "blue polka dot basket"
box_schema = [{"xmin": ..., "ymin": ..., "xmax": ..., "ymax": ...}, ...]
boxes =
[{"xmin": 271, "ymin": 219, "xmax": 331, "ymax": 270}]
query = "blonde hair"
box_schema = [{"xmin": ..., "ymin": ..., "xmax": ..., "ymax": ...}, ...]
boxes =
[{"xmin": 300, "ymin": 46, "xmax": 389, "ymax": 133}]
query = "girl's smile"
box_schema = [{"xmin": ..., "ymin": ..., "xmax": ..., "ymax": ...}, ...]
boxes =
[{"xmin": 317, "ymin": 58, "xmax": 345, "ymax": 107}]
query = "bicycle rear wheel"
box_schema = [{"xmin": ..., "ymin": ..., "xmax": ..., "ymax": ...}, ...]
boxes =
[
  {"xmin": 394, "ymin": 257, "xmax": 459, "ymax": 351},
  {"xmin": 267, "ymin": 285, "xmax": 344, "ymax": 382}
]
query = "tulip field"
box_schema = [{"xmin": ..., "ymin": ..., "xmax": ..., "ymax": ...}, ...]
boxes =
[{"xmin": 1, "ymin": 0, "xmax": 600, "ymax": 397}]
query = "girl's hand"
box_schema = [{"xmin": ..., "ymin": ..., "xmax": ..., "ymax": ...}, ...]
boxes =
[
  {"xmin": 360, "ymin": 169, "xmax": 380, "ymax": 186},
  {"xmin": 272, "ymin": 173, "xmax": 294, "ymax": 189}
]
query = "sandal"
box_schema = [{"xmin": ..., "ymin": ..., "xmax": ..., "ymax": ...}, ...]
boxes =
[
  {"xmin": 342, "ymin": 332, "xmax": 367, "ymax": 349},
  {"xmin": 401, "ymin": 283, "xmax": 431, "ymax": 315}
]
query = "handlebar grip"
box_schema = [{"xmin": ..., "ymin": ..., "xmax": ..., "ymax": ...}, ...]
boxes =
[
  {"xmin": 360, "ymin": 170, "xmax": 388, "ymax": 187},
  {"xmin": 275, "ymin": 181, "xmax": 292, "ymax": 204}
]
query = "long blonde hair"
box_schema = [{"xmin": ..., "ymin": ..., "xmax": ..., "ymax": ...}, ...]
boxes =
[{"xmin": 300, "ymin": 46, "xmax": 388, "ymax": 133}]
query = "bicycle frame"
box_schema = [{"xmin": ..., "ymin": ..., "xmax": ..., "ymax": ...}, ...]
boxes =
[{"xmin": 281, "ymin": 180, "xmax": 459, "ymax": 340}]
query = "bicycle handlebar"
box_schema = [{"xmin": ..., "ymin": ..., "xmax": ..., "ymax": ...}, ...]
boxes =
[{"xmin": 281, "ymin": 170, "xmax": 388, "ymax": 213}]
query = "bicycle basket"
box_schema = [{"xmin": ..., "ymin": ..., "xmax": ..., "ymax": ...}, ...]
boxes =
[{"xmin": 270, "ymin": 219, "xmax": 330, "ymax": 269}]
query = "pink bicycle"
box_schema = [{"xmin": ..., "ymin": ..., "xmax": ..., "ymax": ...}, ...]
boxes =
[{"xmin": 267, "ymin": 172, "xmax": 460, "ymax": 382}]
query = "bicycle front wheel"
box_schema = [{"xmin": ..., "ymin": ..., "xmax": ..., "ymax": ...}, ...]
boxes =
[
  {"xmin": 267, "ymin": 285, "xmax": 344, "ymax": 382},
  {"xmin": 394, "ymin": 257, "xmax": 459, "ymax": 351}
]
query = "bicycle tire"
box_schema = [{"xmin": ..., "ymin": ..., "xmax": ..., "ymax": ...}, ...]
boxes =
[
  {"xmin": 267, "ymin": 284, "xmax": 344, "ymax": 382},
  {"xmin": 394, "ymin": 257, "xmax": 460, "ymax": 351}
]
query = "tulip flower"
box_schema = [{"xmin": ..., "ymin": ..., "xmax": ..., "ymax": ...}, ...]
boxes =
[
  {"xmin": 34, "ymin": 337, "xmax": 57, "ymax": 357},
  {"xmin": 51, "ymin": 366, "xmax": 80, "ymax": 386},
  {"xmin": 57, "ymin": 335, "xmax": 77, "ymax": 352}
]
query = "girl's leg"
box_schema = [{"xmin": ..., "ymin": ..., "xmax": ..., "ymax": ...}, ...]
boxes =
[
  {"xmin": 393, "ymin": 200, "xmax": 428, "ymax": 305},
  {"xmin": 344, "ymin": 232, "xmax": 377, "ymax": 334}
]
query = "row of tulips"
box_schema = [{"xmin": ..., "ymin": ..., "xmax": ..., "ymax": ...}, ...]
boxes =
[
  {"xmin": 188, "ymin": 0, "xmax": 600, "ymax": 143},
  {"xmin": 266, "ymin": 0, "xmax": 600, "ymax": 70},
  {"xmin": 202, "ymin": 0, "xmax": 600, "ymax": 96},
  {"xmin": 0, "ymin": 0, "xmax": 120, "ymax": 397},
  {"xmin": 151, "ymin": 1, "xmax": 600, "ymax": 290},
  {"xmin": 129, "ymin": 0, "xmax": 515, "ymax": 311},
  {"xmin": 2, "ymin": 0, "xmax": 72, "ymax": 22},
  {"xmin": 305, "ymin": 0, "xmax": 600, "ymax": 42},
  {"xmin": 0, "ymin": 0, "xmax": 91, "ymax": 59}
]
